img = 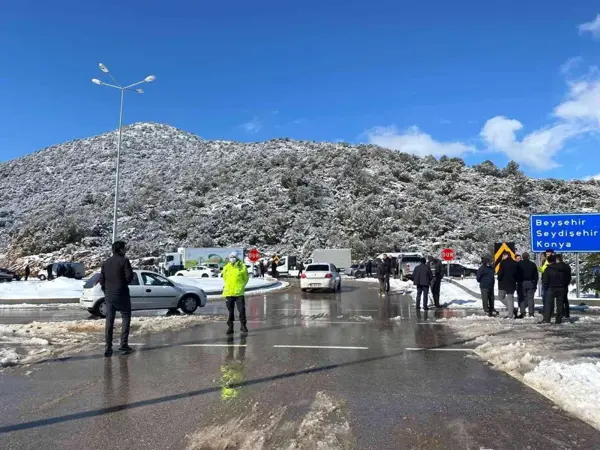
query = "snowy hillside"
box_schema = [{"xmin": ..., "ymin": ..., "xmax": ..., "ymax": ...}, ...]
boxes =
[{"xmin": 1, "ymin": 122, "xmax": 599, "ymax": 271}]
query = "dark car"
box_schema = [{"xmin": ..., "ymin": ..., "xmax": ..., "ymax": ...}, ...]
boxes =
[
  {"xmin": 0, "ymin": 268, "xmax": 20, "ymax": 282},
  {"xmin": 444, "ymin": 263, "xmax": 477, "ymax": 278}
]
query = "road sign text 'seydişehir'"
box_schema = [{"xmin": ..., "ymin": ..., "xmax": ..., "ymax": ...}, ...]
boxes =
[{"xmin": 530, "ymin": 213, "xmax": 600, "ymax": 253}]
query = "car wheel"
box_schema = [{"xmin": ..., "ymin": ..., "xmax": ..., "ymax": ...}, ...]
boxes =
[
  {"xmin": 176, "ymin": 273, "xmax": 183, "ymax": 276},
  {"xmin": 93, "ymin": 299, "xmax": 107, "ymax": 318},
  {"xmin": 179, "ymin": 295, "xmax": 198, "ymax": 314},
  {"xmin": 301, "ymin": 288, "xmax": 307, "ymax": 292},
  {"xmin": 38, "ymin": 274, "xmax": 46, "ymax": 281},
  {"xmin": 201, "ymin": 274, "xmax": 209, "ymax": 278}
]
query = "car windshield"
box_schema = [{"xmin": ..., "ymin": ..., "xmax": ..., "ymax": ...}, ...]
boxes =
[
  {"xmin": 84, "ymin": 273, "xmax": 101, "ymax": 289},
  {"xmin": 306, "ymin": 264, "xmax": 330, "ymax": 272}
]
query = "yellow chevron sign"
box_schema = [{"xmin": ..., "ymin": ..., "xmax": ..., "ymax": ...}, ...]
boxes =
[{"xmin": 494, "ymin": 242, "xmax": 516, "ymax": 273}]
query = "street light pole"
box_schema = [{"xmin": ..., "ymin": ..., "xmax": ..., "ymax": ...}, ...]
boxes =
[{"xmin": 92, "ymin": 63, "xmax": 155, "ymax": 244}]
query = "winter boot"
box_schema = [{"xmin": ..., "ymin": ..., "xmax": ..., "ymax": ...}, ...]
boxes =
[
  {"xmin": 226, "ymin": 324, "xmax": 234, "ymax": 335},
  {"xmin": 241, "ymin": 324, "xmax": 248, "ymax": 334}
]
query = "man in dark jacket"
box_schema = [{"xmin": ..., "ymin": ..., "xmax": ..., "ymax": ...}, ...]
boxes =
[
  {"xmin": 541, "ymin": 255, "xmax": 569, "ymax": 324},
  {"xmin": 24, "ymin": 265, "xmax": 30, "ymax": 281},
  {"xmin": 476, "ymin": 257, "xmax": 496, "ymax": 316},
  {"xmin": 271, "ymin": 259, "xmax": 278, "ymax": 278},
  {"xmin": 377, "ymin": 254, "xmax": 391, "ymax": 294},
  {"xmin": 555, "ymin": 255, "xmax": 572, "ymax": 319},
  {"xmin": 517, "ymin": 252, "xmax": 538, "ymax": 317},
  {"xmin": 497, "ymin": 252, "xmax": 518, "ymax": 319},
  {"xmin": 46, "ymin": 263, "xmax": 53, "ymax": 281},
  {"xmin": 365, "ymin": 260, "xmax": 373, "ymax": 278},
  {"xmin": 99, "ymin": 241, "xmax": 135, "ymax": 357},
  {"xmin": 412, "ymin": 258, "xmax": 433, "ymax": 310},
  {"xmin": 428, "ymin": 256, "xmax": 443, "ymax": 308}
]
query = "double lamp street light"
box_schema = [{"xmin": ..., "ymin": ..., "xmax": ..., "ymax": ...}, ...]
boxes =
[{"xmin": 92, "ymin": 63, "xmax": 155, "ymax": 244}]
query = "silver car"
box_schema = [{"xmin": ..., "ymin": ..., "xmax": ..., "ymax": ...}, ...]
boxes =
[{"xmin": 80, "ymin": 270, "xmax": 207, "ymax": 318}]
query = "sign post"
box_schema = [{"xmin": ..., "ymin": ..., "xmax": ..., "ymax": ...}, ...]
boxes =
[
  {"xmin": 530, "ymin": 213, "xmax": 600, "ymax": 300},
  {"xmin": 441, "ymin": 248, "xmax": 455, "ymax": 277}
]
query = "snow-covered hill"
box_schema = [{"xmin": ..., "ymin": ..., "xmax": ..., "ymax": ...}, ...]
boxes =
[{"xmin": 1, "ymin": 122, "xmax": 599, "ymax": 271}]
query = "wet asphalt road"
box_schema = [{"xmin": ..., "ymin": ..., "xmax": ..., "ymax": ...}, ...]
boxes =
[{"xmin": 1, "ymin": 280, "xmax": 600, "ymax": 449}]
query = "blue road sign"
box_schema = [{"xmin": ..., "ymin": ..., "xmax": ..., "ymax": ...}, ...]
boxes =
[{"xmin": 530, "ymin": 213, "xmax": 600, "ymax": 253}]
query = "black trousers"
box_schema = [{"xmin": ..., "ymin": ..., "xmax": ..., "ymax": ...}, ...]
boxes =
[
  {"xmin": 416, "ymin": 285, "xmax": 430, "ymax": 309},
  {"xmin": 226, "ymin": 296, "xmax": 247, "ymax": 325},
  {"xmin": 431, "ymin": 279, "xmax": 442, "ymax": 306},
  {"xmin": 544, "ymin": 287, "xmax": 565, "ymax": 323},
  {"xmin": 105, "ymin": 301, "xmax": 131, "ymax": 351}
]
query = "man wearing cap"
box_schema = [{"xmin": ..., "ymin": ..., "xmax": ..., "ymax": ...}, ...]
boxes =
[
  {"xmin": 99, "ymin": 241, "xmax": 135, "ymax": 357},
  {"xmin": 222, "ymin": 252, "xmax": 249, "ymax": 335}
]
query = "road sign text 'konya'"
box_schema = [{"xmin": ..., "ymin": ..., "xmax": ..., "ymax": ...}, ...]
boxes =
[{"xmin": 530, "ymin": 213, "xmax": 600, "ymax": 253}]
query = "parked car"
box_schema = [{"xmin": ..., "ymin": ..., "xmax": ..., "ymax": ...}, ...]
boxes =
[
  {"xmin": 301, "ymin": 263, "xmax": 342, "ymax": 293},
  {"xmin": 174, "ymin": 266, "xmax": 219, "ymax": 278},
  {"xmin": 399, "ymin": 254, "xmax": 423, "ymax": 280},
  {"xmin": 344, "ymin": 264, "xmax": 366, "ymax": 278},
  {"xmin": 80, "ymin": 270, "xmax": 208, "ymax": 318},
  {"xmin": 443, "ymin": 263, "xmax": 478, "ymax": 278},
  {"xmin": 38, "ymin": 262, "xmax": 85, "ymax": 280},
  {"xmin": 0, "ymin": 268, "xmax": 19, "ymax": 282}
]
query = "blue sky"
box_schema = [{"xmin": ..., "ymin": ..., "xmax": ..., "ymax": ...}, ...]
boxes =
[{"xmin": 1, "ymin": 1, "xmax": 600, "ymax": 179}]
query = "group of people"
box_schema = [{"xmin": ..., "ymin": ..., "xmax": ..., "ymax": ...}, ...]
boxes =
[
  {"xmin": 410, "ymin": 256, "xmax": 444, "ymax": 309},
  {"xmin": 100, "ymin": 242, "xmax": 251, "ymax": 357},
  {"xmin": 476, "ymin": 249, "xmax": 571, "ymax": 324}
]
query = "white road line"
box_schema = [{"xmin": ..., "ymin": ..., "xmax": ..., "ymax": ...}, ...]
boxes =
[
  {"xmin": 273, "ymin": 345, "xmax": 369, "ymax": 350},
  {"xmin": 405, "ymin": 348, "xmax": 474, "ymax": 352},
  {"xmin": 416, "ymin": 323, "xmax": 449, "ymax": 326},
  {"xmin": 183, "ymin": 344, "xmax": 247, "ymax": 347}
]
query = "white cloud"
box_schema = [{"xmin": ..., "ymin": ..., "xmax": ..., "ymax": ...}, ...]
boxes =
[
  {"xmin": 366, "ymin": 125, "xmax": 475, "ymax": 158},
  {"xmin": 583, "ymin": 173, "xmax": 600, "ymax": 181},
  {"xmin": 560, "ymin": 56, "xmax": 583, "ymax": 75},
  {"xmin": 555, "ymin": 80, "xmax": 600, "ymax": 126},
  {"xmin": 241, "ymin": 117, "xmax": 261, "ymax": 133},
  {"xmin": 579, "ymin": 14, "xmax": 600, "ymax": 38}
]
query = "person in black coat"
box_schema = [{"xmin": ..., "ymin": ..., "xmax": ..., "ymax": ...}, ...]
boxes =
[
  {"xmin": 365, "ymin": 260, "xmax": 373, "ymax": 278},
  {"xmin": 428, "ymin": 256, "xmax": 443, "ymax": 308},
  {"xmin": 497, "ymin": 252, "xmax": 518, "ymax": 318},
  {"xmin": 541, "ymin": 255, "xmax": 570, "ymax": 324},
  {"xmin": 46, "ymin": 264, "xmax": 53, "ymax": 281},
  {"xmin": 99, "ymin": 241, "xmax": 135, "ymax": 357},
  {"xmin": 476, "ymin": 257, "xmax": 496, "ymax": 316},
  {"xmin": 24, "ymin": 265, "xmax": 30, "ymax": 281},
  {"xmin": 377, "ymin": 255, "xmax": 392, "ymax": 294},
  {"xmin": 271, "ymin": 259, "xmax": 278, "ymax": 278},
  {"xmin": 516, "ymin": 252, "xmax": 539, "ymax": 317},
  {"xmin": 258, "ymin": 261, "xmax": 265, "ymax": 278},
  {"xmin": 555, "ymin": 255, "xmax": 572, "ymax": 319},
  {"xmin": 412, "ymin": 258, "xmax": 433, "ymax": 310}
]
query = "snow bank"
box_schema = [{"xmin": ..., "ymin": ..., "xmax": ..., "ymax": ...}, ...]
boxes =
[
  {"xmin": 354, "ymin": 277, "xmax": 413, "ymax": 293},
  {"xmin": 443, "ymin": 314, "xmax": 600, "ymax": 430},
  {"xmin": 0, "ymin": 315, "xmax": 223, "ymax": 369},
  {"xmin": 0, "ymin": 278, "xmax": 84, "ymax": 300}
]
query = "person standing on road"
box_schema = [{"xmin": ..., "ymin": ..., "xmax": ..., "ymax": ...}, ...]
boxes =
[
  {"xmin": 259, "ymin": 260, "xmax": 265, "ymax": 278},
  {"xmin": 24, "ymin": 265, "xmax": 30, "ymax": 281},
  {"xmin": 541, "ymin": 255, "xmax": 569, "ymax": 324},
  {"xmin": 271, "ymin": 259, "xmax": 277, "ymax": 278},
  {"xmin": 538, "ymin": 249, "xmax": 554, "ymax": 313},
  {"xmin": 428, "ymin": 256, "xmax": 443, "ymax": 309},
  {"xmin": 517, "ymin": 252, "xmax": 538, "ymax": 317},
  {"xmin": 222, "ymin": 252, "xmax": 249, "ymax": 335},
  {"xmin": 46, "ymin": 263, "xmax": 53, "ymax": 281},
  {"xmin": 412, "ymin": 258, "xmax": 433, "ymax": 310},
  {"xmin": 515, "ymin": 253, "xmax": 524, "ymax": 310},
  {"xmin": 555, "ymin": 254, "xmax": 572, "ymax": 319},
  {"xmin": 377, "ymin": 254, "xmax": 391, "ymax": 295},
  {"xmin": 476, "ymin": 257, "xmax": 497, "ymax": 316},
  {"xmin": 497, "ymin": 252, "xmax": 518, "ymax": 319},
  {"xmin": 99, "ymin": 241, "xmax": 134, "ymax": 357},
  {"xmin": 365, "ymin": 260, "xmax": 373, "ymax": 278}
]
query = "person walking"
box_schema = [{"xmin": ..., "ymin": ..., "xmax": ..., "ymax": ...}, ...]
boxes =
[
  {"xmin": 412, "ymin": 258, "xmax": 433, "ymax": 310},
  {"xmin": 555, "ymin": 254, "xmax": 572, "ymax": 319},
  {"xmin": 365, "ymin": 260, "xmax": 373, "ymax": 278},
  {"xmin": 99, "ymin": 241, "xmax": 134, "ymax": 357},
  {"xmin": 541, "ymin": 255, "xmax": 569, "ymax": 324},
  {"xmin": 476, "ymin": 257, "xmax": 497, "ymax": 316},
  {"xmin": 46, "ymin": 263, "xmax": 53, "ymax": 281},
  {"xmin": 24, "ymin": 265, "xmax": 30, "ymax": 281},
  {"xmin": 497, "ymin": 252, "xmax": 518, "ymax": 319},
  {"xmin": 428, "ymin": 256, "xmax": 443, "ymax": 308},
  {"xmin": 222, "ymin": 252, "xmax": 249, "ymax": 335},
  {"xmin": 271, "ymin": 259, "xmax": 277, "ymax": 278},
  {"xmin": 259, "ymin": 260, "xmax": 266, "ymax": 278},
  {"xmin": 377, "ymin": 255, "xmax": 391, "ymax": 295},
  {"xmin": 517, "ymin": 252, "xmax": 538, "ymax": 317}
]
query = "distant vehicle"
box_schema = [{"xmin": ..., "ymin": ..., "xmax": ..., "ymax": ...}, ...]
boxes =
[
  {"xmin": 276, "ymin": 255, "xmax": 299, "ymax": 277},
  {"xmin": 344, "ymin": 264, "xmax": 366, "ymax": 278},
  {"xmin": 174, "ymin": 266, "xmax": 219, "ymax": 278},
  {"xmin": 398, "ymin": 254, "xmax": 423, "ymax": 280},
  {"xmin": 80, "ymin": 270, "xmax": 207, "ymax": 318},
  {"xmin": 308, "ymin": 249, "xmax": 352, "ymax": 271},
  {"xmin": 443, "ymin": 263, "xmax": 478, "ymax": 278},
  {"xmin": 301, "ymin": 263, "xmax": 342, "ymax": 293},
  {"xmin": 0, "ymin": 268, "xmax": 19, "ymax": 282},
  {"xmin": 376, "ymin": 252, "xmax": 423, "ymax": 278},
  {"xmin": 159, "ymin": 247, "xmax": 243, "ymax": 276},
  {"xmin": 38, "ymin": 262, "xmax": 85, "ymax": 280}
]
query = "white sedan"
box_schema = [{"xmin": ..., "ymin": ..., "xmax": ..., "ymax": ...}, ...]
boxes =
[
  {"xmin": 300, "ymin": 263, "xmax": 342, "ymax": 293},
  {"xmin": 80, "ymin": 270, "xmax": 207, "ymax": 318},
  {"xmin": 174, "ymin": 266, "xmax": 219, "ymax": 278}
]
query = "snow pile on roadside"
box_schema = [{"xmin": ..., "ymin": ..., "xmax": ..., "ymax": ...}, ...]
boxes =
[
  {"xmin": 0, "ymin": 278, "xmax": 84, "ymax": 300},
  {"xmin": 0, "ymin": 303, "xmax": 80, "ymax": 309},
  {"xmin": 354, "ymin": 277, "xmax": 413, "ymax": 293},
  {"xmin": 409, "ymin": 281, "xmax": 489, "ymax": 310},
  {"xmin": 0, "ymin": 315, "xmax": 223, "ymax": 369},
  {"xmin": 186, "ymin": 392, "xmax": 353, "ymax": 449},
  {"xmin": 443, "ymin": 314, "xmax": 600, "ymax": 429},
  {"xmin": 0, "ymin": 348, "xmax": 20, "ymax": 368}
]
